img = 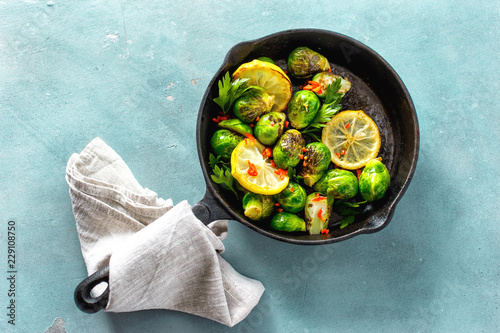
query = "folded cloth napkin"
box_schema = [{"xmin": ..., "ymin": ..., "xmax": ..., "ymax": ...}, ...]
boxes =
[{"xmin": 66, "ymin": 137, "xmax": 264, "ymax": 327}]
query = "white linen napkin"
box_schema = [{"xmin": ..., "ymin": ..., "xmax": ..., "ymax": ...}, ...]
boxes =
[{"xmin": 66, "ymin": 137, "xmax": 265, "ymax": 327}]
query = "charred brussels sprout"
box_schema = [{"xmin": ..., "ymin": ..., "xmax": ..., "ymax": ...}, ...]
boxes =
[
  {"xmin": 218, "ymin": 118, "xmax": 253, "ymax": 136},
  {"xmin": 304, "ymin": 193, "xmax": 331, "ymax": 235},
  {"xmin": 287, "ymin": 90, "xmax": 320, "ymax": 129},
  {"xmin": 314, "ymin": 169, "xmax": 358, "ymax": 200},
  {"xmin": 287, "ymin": 47, "xmax": 331, "ymax": 79},
  {"xmin": 210, "ymin": 129, "xmax": 243, "ymax": 160},
  {"xmin": 358, "ymin": 159, "xmax": 390, "ymax": 202},
  {"xmin": 270, "ymin": 212, "xmax": 306, "ymax": 232},
  {"xmin": 242, "ymin": 192, "xmax": 274, "ymax": 221},
  {"xmin": 274, "ymin": 182, "xmax": 306, "ymax": 213},
  {"xmin": 273, "ymin": 130, "xmax": 305, "ymax": 169},
  {"xmin": 233, "ymin": 90, "xmax": 275, "ymax": 123},
  {"xmin": 311, "ymin": 72, "xmax": 351, "ymax": 98},
  {"xmin": 300, "ymin": 142, "xmax": 332, "ymax": 186},
  {"xmin": 254, "ymin": 112, "xmax": 287, "ymax": 145},
  {"xmin": 257, "ymin": 56, "xmax": 275, "ymax": 64}
]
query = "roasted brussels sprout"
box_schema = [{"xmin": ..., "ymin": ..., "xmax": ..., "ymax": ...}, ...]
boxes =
[
  {"xmin": 304, "ymin": 193, "xmax": 331, "ymax": 235},
  {"xmin": 257, "ymin": 56, "xmax": 274, "ymax": 64},
  {"xmin": 314, "ymin": 169, "xmax": 358, "ymax": 200},
  {"xmin": 233, "ymin": 90, "xmax": 275, "ymax": 123},
  {"xmin": 218, "ymin": 118, "xmax": 253, "ymax": 136},
  {"xmin": 300, "ymin": 142, "xmax": 332, "ymax": 186},
  {"xmin": 210, "ymin": 129, "xmax": 243, "ymax": 160},
  {"xmin": 270, "ymin": 212, "xmax": 306, "ymax": 232},
  {"xmin": 274, "ymin": 182, "xmax": 306, "ymax": 213},
  {"xmin": 358, "ymin": 159, "xmax": 390, "ymax": 202},
  {"xmin": 311, "ymin": 72, "xmax": 351, "ymax": 98},
  {"xmin": 287, "ymin": 90, "xmax": 320, "ymax": 129},
  {"xmin": 242, "ymin": 192, "xmax": 274, "ymax": 221},
  {"xmin": 287, "ymin": 47, "xmax": 331, "ymax": 79},
  {"xmin": 273, "ymin": 130, "xmax": 305, "ymax": 169},
  {"xmin": 254, "ymin": 112, "xmax": 287, "ymax": 145}
]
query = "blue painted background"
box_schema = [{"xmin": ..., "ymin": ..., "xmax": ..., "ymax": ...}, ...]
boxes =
[{"xmin": 1, "ymin": 0, "xmax": 498, "ymax": 332}]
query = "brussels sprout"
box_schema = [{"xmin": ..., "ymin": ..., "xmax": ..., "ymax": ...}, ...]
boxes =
[
  {"xmin": 314, "ymin": 169, "xmax": 358, "ymax": 200},
  {"xmin": 358, "ymin": 159, "xmax": 390, "ymax": 202},
  {"xmin": 210, "ymin": 129, "xmax": 243, "ymax": 160},
  {"xmin": 254, "ymin": 112, "xmax": 287, "ymax": 145},
  {"xmin": 257, "ymin": 56, "xmax": 275, "ymax": 64},
  {"xmin": 311, "ymin": 72, "xmax": 351, "ymax": 98},
  {"xmin": 287, "ymin": 90, "xmax": 320, "ymax": 129},
  {"xmin": 242, "ymin": 192, "xmax": 274, "ymax": 221},
  {"xmin": 304, "ymin": 193, "xmax": 331, "ymax": 235},
  {"xmin": 274, "ymin": 182, "xmax": 306, "ymax": 213},
  {"xmin": 233, "ymin": 90, "xmax": 275, "ymax": 123},
  {"xmin": 300, "ymin": 142, "xmax": 332, "ymax": 186},
  {"xmin": 270, "ymin": 212, "xmax": 306, "ymax": 232},
  {"xmin": 287, "ymin": 47, "xmax": 331, "ymax": 79},
  {"xmin": 273, "ymin": 130, "xmax": 305, "ymax": 169},
  {"xmin": 218, "ymin": 118, "xmax": 253, "ymax": 136}
]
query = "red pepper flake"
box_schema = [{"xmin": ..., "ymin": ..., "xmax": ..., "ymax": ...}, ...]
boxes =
[
  {"xmin": 245, "ymin": 133, "xmax": 256, "ymax": 144},
  {"xmin": 277, "ymin": 208, "xmax": 284, "ymax": 213},
  {"xmin": 256, "ymin": 117, "xmax": 260, "ymax": 122},
  {"xmin": 328, "ymin": 68, "xmax": 332, "ymax": 72},
  {"xmin": 211, "ymin": 115, "xmax": 230, "ymax": 123},
  {"xmin": 302, "ymin": 147, "xmax": 307, "ymax": 152},
  {"xmin": 270, "ymin": 160, "xmax": 276, "ymax": 167},
  {"xmin": 317, "ymin": 208, "xmax": 323, "ymax": 219},
  {"xmin": 315, "ymin": 193, "xmax": 320, "ymax": 197},
  {"xmin": 336, "ymin": 152, "xmax": 341, "ymax": 158},
  {"xmin": 312, "ymin": 196, "xmax": 325, "ymax": 202},
  {"xmin": 273, "ymin": 168, "xmax": 288, "ymax": 180},
  {"xmin": 284, "ymin": 70, "xmax": 288, "ymax": 74},
  {"xmin": 299, "ymin": 154, "xmax": 304, "ymax": 160},
  {"xmin": 320, "ymin": 229, "xmax": 330, "ymax": 234},
  {"xmin": 262, "ymin": 147, "xmax": 272, "ymax": 158},
  {"xmin": 275, "ymin": 203, "xmax": 281, "ymax": 207},
  {"xmin": 250, "ymin": 124, "xmax": 254, "ymax": 128},
  {"xmin": 302, "ymin": 162, "xmax": 306, "ymax": 167},
  {"xmin": 289, "ymin": 187, "xmax": 294, "ymax": 192},
  {"xmin": 285, "ymin": 121, "xmax": 289, "ymax": 128},
  {"xmin": 247, "ymin": 160, "xmax": 258, "ymax": 176},
  {"xmin": 345, "ymin": 123, "xmax": 350, "ymax": 129},
  {"xmin": 270, "ymin": 122, "xmax": 274, "ymax": 127},
  {"xmin": 303, "ymin": 81, "xmax": 321, "ymax": 91},
  {"xmin": 341, "ymin": 150, "xmax": 346, "ymax": 156},
  {"xmin": 356, "ymin": 169, "xmax": 362, "ymax": 179}
]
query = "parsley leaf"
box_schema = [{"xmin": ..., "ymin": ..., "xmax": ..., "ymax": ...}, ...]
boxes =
[
  {"xmin": 213, "ymin": 72, "xmax": 264, "ymax": 114},
  {"xmin": 209, "ymin": 153, "xmax": 226, "ymax": 169},
  {"xmin": 339, "ymin": 215, "xmax": 355, "ymax": 229},
  {"xmin": 301, "ymin": 78, "xmax": 344, "ymax": 136},
  {"xmin": 210, "ymin": 165, "xmax": 238, "ymax": 198}
]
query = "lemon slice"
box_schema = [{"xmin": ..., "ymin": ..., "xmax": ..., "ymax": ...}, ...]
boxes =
[
  {"xmin": 231, "ymin": 136, "xmax": 289, "ymax": 195},
  {"xmin": 232, "ymin": 59, "xmax": 292, "ymax": 113},
  {"xmin": 322, "ymin": 110, "xmax": 381, "ymax": 170}
]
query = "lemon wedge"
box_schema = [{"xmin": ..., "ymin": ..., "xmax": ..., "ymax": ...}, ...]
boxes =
[
  {"xmin": 232, "ymin": 59, "xmax": 292, "ymax": 113},
  {"xmin": 322, "ymin": 110, "xmax": 381, "ymax": 170},
  {"xmin": 231, "ymin": 136, "xmax": 289, "ymax": 195}
]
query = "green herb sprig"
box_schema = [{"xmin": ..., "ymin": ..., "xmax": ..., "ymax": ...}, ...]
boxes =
[
  {"xmin": 213, "ymin": 72, "xmax": 264, "ymax": 114},
  {"xmin": 301, "ymin": 78, "xmax": 344, "ymax": 140}
]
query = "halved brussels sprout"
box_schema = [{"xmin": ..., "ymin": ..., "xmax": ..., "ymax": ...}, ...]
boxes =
[
  {"xmin": 242, "ymin": 192, "xmax": 274, "ymax": 221},
  {"xmin": 274, "ymin": 182, "xmax": 306, "ymax": 213},
  {"xmin": 311, "ymin": 72, "xmax": 351, "ymax": 98},
  {"xmin": 287, "ymin": 90, "xmax": 320, "ymax": 129},
  {"xmin": 218, "ymin": 118, "xmax": 253, "ymax": 136},
  {"xmin": 304, "ymin": 193, "xmax": 331, "ymax": 235},
  {"xmin": 314, "ymin": 169, "xmax": 358, "ymax": 200},
  {"xmin": 254, "ymin": 112, "xmax": 287, "ymax": 145},
  {"xmin": 358, "ymin": 159, "xmax": 390, "ymax": 202},
  {"xmin": 270, "ymin": 212, "xmax": 306, "ymax": 232},
  {"xmin": 300, "ymin": 142, "xmax": 332, "ymax": 186},
  {"xmin": 233, "ymin": 90, "xmax": 275, "ymax": 123},
  {"xmin": 210, "ymin": 129, "xmax": 243, "ymax": 160},
  {"xmin": 273, "ymin": 129, "xmax": 305, "ymax": 169},
  {"xmin": 287, "ymin": 47, "xmax": 331, "ymax": 79}
]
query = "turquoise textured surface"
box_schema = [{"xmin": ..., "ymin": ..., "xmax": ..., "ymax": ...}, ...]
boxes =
[{"xmin": 1, "ymin": 1, "xmax": 499, "ymax": 332}]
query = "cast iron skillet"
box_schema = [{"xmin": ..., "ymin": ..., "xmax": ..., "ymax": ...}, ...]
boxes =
[{"xmin": 75, "ymin": 29, "xmax": 419, "ymax": 313}]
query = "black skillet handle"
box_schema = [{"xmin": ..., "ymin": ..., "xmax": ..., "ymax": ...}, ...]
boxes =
[
  {"xmin": 74, "ymin": 265, "xmax": 110, "ymax": 313},
  {"xmin": 74, "ymin": 190, "xmax": 231, "ymax": 314}
]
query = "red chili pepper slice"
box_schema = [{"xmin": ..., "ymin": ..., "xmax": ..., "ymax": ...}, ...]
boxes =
[{"xmin": 247, "ymin": 160, "xmax": 258, "ymax": 176}]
